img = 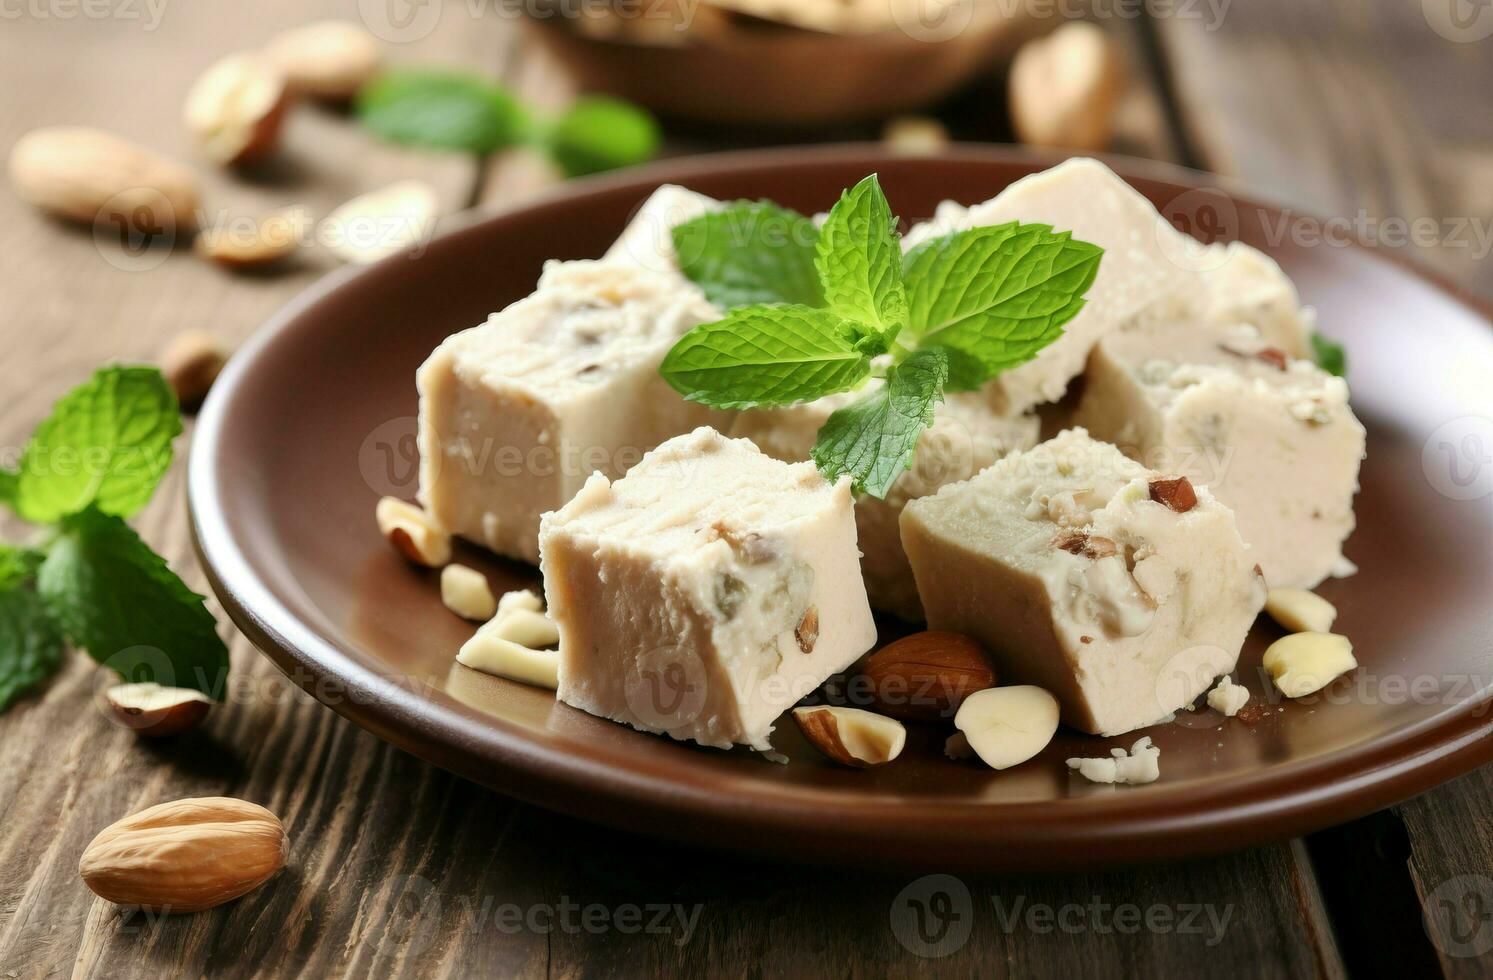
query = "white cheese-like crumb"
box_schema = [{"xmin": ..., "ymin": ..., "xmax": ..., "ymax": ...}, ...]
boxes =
[
  {"xmin": 1066, "ymin": 736, "xmax": 1161, "ymax": 785},
  {"xmin": 1207, "ymin": 675, "xmax": 1250, "ymax": 717}
]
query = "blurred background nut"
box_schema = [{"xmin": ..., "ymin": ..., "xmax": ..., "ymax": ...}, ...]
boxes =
[
  {"xmin": 195, "ymin": 208, "xmax": 307, "ymax": 270},
  {"xmin": 882, "ymin": 116, "xmax": 950, "ymax": 154},
  {"xmin": 159, "ymin": 329, "xmax": 231, "ymax": 410},
  {"xmin": 184, "ymin": 52, "xmax": 289, "ymax": 166},
  {"xmin": 323, "ymin": 180, "xmax": 438, "ymax": 265},
  {"xmin": 263, "ymin": 20, "xmax": 383, "ymax": 100},
  {"xmin": 7, "ymin": 126, "xmax": 201, "ymax": 232},
  {"xmin": 1008, "ymin": 20, "xmax": 1121, "ymax": 152},
  {"xmin": 104, "ymin": 682, "xmax": 213, "ymax": 736}
]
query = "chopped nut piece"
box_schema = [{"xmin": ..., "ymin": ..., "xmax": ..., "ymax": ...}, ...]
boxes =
[
  {"xmin": 794, "ymin": 607, "xmax": 819, "ymax": 653},
  {"xmin": 456, "ymin": 633, "xmax": 559, "ymax": 689},
  {"xmin": 1054, "ymin": 530, "xmax": 1119, "ymax": 559},
  {"xmin": 1264, "ymin": 587, "xmax": 1337, "ymax": 635},
  {"xmin": 1256, "ymin": 347, "xmax": 1289, "ymax": 371},
  {"xmin": 375, "ymin": 497, "xmax": 451, "ymax": 567},
  {"xmin": 944, "ymin": 732, "xmax": 974, "ymax": 761},
  {"xmin": 440, "ymin": 564, "xmax": 496, "ymax": 621},
  {"xmin": 1262, "ymin": 632, "xmax": 1356, "ymax": 698},
  {"xmin": 104, "ymin": 682, "xmax": 213, "ymax": 737},
  {"xmin": 792, "ymin": 706, "xmax": 906, "ymax": 767},
  {"xmin": 953, "ymin": 686, "xmax": 1060, "ymax": 771},
  {"xmin": 497, "ymin": 588, "xmax": 544, "ymax": 615},
  {"xmin": 1206, "ymin": 675, "xmax": 1250, "ymax": 717},
  {"xmin": 1148, "ymin": 477, "xmax": 1197, "ymax": 513},
  {"xmin": 1066, "ymin": 736, "xmax": 1161, "ymax": 785}
]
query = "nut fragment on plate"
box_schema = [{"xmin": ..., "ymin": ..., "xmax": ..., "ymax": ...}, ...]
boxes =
[
  {"xmin": 1066, "ymin": 736, "xmax": 1160, "ymax": 785},
  {"xmin": 953, "ymin": 686, "xmax": 1060, "ymax": 770},
  {"xmin": 263, "ymin": 20, "xmax": 382, "ymax": 100},
  {"xmin": 1009, "ymin": 20, "xmax": 1121, "ymax": 152},
  {"xmin": 882, "ymin": 116, "xmax": 950, "ymax": 153},
  {"xmin": 375, "ymin": 497, "xmax": 451, "ymax": 567},
  {"xmin": 1147, "ymin": 476, "xmax": 1197, "ymax": 513},
  {"xmin": 322, "ymin": 180, "xmax": 438, "ymax": 265},
  {"xmin": 8, "ymin": 126, "xmax": 201, "ymax": 231},
  {"xmin": 194, "ymin": 208, "xmax": 306, "ymax": 270},
  {"xmin": 456, "ymin": 589, "xmax": 561, "ymax": 688},
  {"xmin": 944, "ymin": 731, "xmax": 974, "ymax": 761},
  {"xmin": 1262, "ymin": 632, "xmax": 1356, "ymax": 698},
  {"xmin": 183, "ymin": 52, "xmax": 289, "ymax": 166},
  {"xmin": 1206, "ymin": 675, "xmax": 1250, "ymax": 717},
  {"xmin": 104, "ymin": 682, "xmax": 213, "ymax": 736},
  {"xmin": 440, "ymin": 564, "xmax": 496, "ymax": 621},
  {"xmin": 859, "ymin": 631, "xmax": 996, "ymax": 722},
  {"xmin": 1264, "ymin": 588, "xmax": 1337, "ymax": 635},
  {"xmin": 159, "ymin": 330, "xmax": 231, "ymax": 410},
  {"xmin": 792, "ymin": 706, "xmax": 906, "ymax": 767},
  {"xmin": 79, "ymin": 798, "xmax": 288, "ymax": 913}
]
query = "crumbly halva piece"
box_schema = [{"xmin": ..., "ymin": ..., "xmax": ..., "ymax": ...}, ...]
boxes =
[
  {"xmin": 538, "ymin": 427, "xmax": 878, "ymax": 751},
  {"xmin": 603, "ymin": 184, "xmax": 722, "ymax": 278},
  {"xmin": 900, "ymin": 428, "xmax": 1265, "ymax": 736},
  {"xmin": 903, "ymin": 160, "xmax": 1317, "ymax": 411},
  {"xmin": 1067, "ymin": 736, "xmax": 1161, "ymax": 785},
  {"xmin": 417, "ymin": 260, "xmax": 729, "ymax": 563},
  {"xmin": 1072, "ymin": 312, "xmax": 1364, "ymax": 588},
  {"xmin": 731, "ymin": 388, "xmax": 1039, "ymax": 620}
]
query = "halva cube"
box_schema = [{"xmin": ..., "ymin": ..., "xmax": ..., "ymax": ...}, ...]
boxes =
[
  {"xmin": 1072, "ymin": 313, "xmax": 1364, "ymax": 588},
  {"xmin": 539, "ymin": 427, "xmax": 878, "ymax": 750},
  {"xmin": 730, "ymin": 389, "xmax": 1040, "ymax": 621},
  {"xmin": 900, "ymin": 428, "xmax": 1265, "ymax": 736},
  {"xmin": 417, "ymin": 260, "xmax": 728, "ymax": 563},
  {"xmin": 603, "ymin": 184, "xmax": 721, "ymax": 277}
]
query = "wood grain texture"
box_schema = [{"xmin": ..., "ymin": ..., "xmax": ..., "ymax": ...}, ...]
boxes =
[{"xmin": 0, "ymin": 0, "xmax": 1481, "ymax": 977}]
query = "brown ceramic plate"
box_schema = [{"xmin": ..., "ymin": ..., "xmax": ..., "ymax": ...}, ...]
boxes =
[{"xmin": 189, "ymin": 146, "xmax": 1493, "ymax": 871}]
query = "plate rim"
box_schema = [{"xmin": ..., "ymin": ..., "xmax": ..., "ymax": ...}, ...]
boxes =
[{"xmin": 188, "ymin": 143, "xmax": 1493, "ymax": 871}]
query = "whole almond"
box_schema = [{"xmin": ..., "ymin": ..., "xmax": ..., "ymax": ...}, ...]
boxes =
[
  {"xmin": 79, "ymin": 797, "xmax": 288, "ymax": 913},
  {"xmin": 859, "ymin": 632, "xmax": 996, "ymax": 723},
  {"xmin": 8, "ymin": 126, "xmax": 200, "ymax": 231},
  {"xmin": 264, "ymin": 20, "xmax": 383, "ymax": 100}
]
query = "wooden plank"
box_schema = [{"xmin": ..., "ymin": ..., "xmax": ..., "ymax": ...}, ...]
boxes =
[{"xmin": 1154, "ymin": 3, "xmax": 1493, "ymax": 977}]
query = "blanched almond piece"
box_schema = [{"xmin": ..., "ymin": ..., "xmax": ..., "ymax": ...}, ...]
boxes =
[
  {"xmin": 953, "ymin": 686, "xmax": 1059, "ymax": 770},
  {"xmin": 1206, "ymin": 675, "xmax": 1250, "ymax": 717},
  {"xmin": 882, "ymin": 116, "xmax": 949, "ymax": 153},
  {"xmin": 322, "ymin": 180, "xmax": 437, "ymax": 265},
  {"xmin": 1263, "ymin": 632, "xmax": 1356, "ymax": 698},
  {"xmin": 792, "ymin": 706, "xmax": 906, "ymax": 767},
  {"xmin": 1265, "ymin": 588, "xmax": 1337, "ymax": 634},
  {"xmin": 440, "ymin": 564, "xmax": 496, "ymax": 621},
  {"xmin": 79, "ymin": 798, "xmax": 287, "ymax": 913},
  {"xmin": 8, "ymin": 126, "xmax": 200, "ymax": 231},
  {"xmin": 375, "ymin": 497, "xmax": 450, "ymax": 567},
  {"xmin": 263, "ymin": 20, "xmax": 382, "ymax": 100},
  {"xmin": 488, "ymin": 608, "xmax": 560, "ymax": 649},
  {"xmin": 457, "ymin": 632, "xmax": 559, "ymax": 689},
  {"xmin": 194, "ymin": 208, "xmax": 305, "ymax": 269},
  {"xmin": 104, "ymin": 683, "xmax": 213, "ymax": 736},
  {"xmin": 497, "ymin": 588, "xmax": 544, "ymax": 615},
  {"xmin": 183, "ymin": 53, "xmax": 288, "ymax": 166},
  {"xmin": 1009, "ymin": 21, "xmax": 1121, "ymax": 152}
]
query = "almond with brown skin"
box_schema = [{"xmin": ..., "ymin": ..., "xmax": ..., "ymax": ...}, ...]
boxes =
[
  {"xmin": 859, "ymin": 632, "xmax": 997, "ymax": 723},
  {"xmin": 104, "ymin": 683, "xmax": 213, "ymax": 737},
  {"xmin": 794, "ymin": 606, "xmax": 819, "ymax": 654},
  {"xmin": 1054, "ymin": 530, "xmax": 1118, "ymax": 559},
  {"xmin": 79, "ymin": 798, "xmax": 288, "ymax": 913},
  {"xmin": 1148, "ymin": 477, "xmax": 1197, "ymax": 513},
  {"xmin": 791, "ymin": 706, "xmax": 905, "ymax": 767}
]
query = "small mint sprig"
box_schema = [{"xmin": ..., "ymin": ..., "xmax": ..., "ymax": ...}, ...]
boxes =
[
  {"xmin": 659, "ymin": 174, "xmax": 1103, "ymax": 498},
  {"xmin": 0, "ymin": 367, "xmax": 228, "ymax": 713}
]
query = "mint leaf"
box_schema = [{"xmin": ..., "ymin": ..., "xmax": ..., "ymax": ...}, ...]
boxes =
[
  {"xmin": 0, "ymin": 556, "xmax": 64, "ymax": 712},
  {"xmin": 673, "ymin": 203, "xmax": 824, "ymax": 309},
  {"xmin": 811, "ymin": 347, "xmax": 948, "ymax": 498},
  {"xmin": 903, "ymin": 223, "xmax": 1102, "ymax": 381},
  {"xmin": 0, "ymin": 467, "xmax": 15, "ymax": 509},
  {"xmin": 37, "ymin": 509, "xmax": 227, "ymax": 699},
  {"xmin": 546, "ymin": 95, "xmax": 660, "ymax": 177},
  {"xmin": 815, "ymin": 174, "xmax": 908, "ymax": 335},
  {"xmin": 660, "ymin": 305, "xmax": 870, "ymax": 410},
  {"xmin": 357, "ymin": 71, "xmax": 524, "ymax": 154},
  {"xmin": 14, "ymin": 366, "xmax": 181, "ymax": 525},
  {"xmin": 1311, "ymin": 331, "xmax": 1347, "ymax": 377}
]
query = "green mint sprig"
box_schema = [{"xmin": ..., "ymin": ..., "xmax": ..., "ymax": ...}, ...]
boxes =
[
  {"xmin": 1311, "ymin": 331, "xmax": 1347, "ymax": 377},
  {"xmin": 0, "ymin": 367, "xmax": 228, "ymax": 713},
  {"xmin": 356, "ymin": 69, "xmax": 659, "ymax": 178},
  {"xmin": 659, "ymin": 174, "xmax": 1103, "ymax": 498}
]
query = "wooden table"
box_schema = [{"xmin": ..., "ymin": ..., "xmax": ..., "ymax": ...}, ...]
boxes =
[{"xmin": 2, "ymin": 2, "xmax": 1489, "ymax": 976}]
